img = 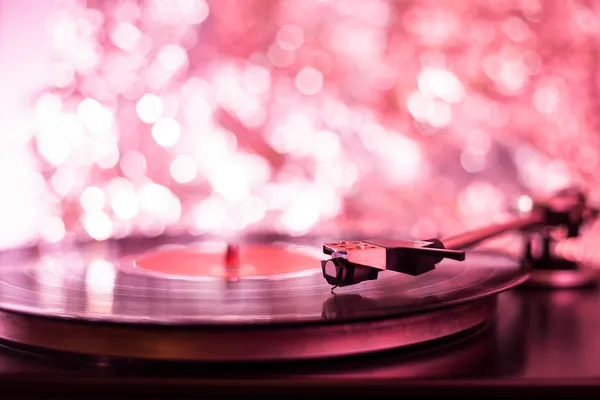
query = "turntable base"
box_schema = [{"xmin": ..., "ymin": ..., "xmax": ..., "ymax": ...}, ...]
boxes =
[
  {"xmin": 0, "ymin": 238, "xmax": 527, "ymax": 361},
  {"xmin": 1, "ymin": 237, "xmax": 600, "ymax": 398},
  {"xmin": 0, "ymin": 296, "xmax": 495, "ymax": 362},
  {"xmin": 5, "ymin": 289, "xmax": 600, "ymax": 399}
]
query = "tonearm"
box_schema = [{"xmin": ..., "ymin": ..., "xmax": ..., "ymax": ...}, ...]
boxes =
[{"xmin": 321, "ymin": 188, "xmax": 598, "ymax": 287}]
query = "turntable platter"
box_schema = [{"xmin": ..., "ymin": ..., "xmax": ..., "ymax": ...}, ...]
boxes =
[
  {"xmin": 133, "ymin": 243, "xmax": 322, "ymax": 278},
  {"xmin": 0, "ymin": 239, "xmax": 528, "ymax": 361}
]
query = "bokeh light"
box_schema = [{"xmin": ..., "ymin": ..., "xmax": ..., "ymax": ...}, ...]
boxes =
[{"xmin": 4, "ymin": 0, "xmax": 600, "ymax": 249}]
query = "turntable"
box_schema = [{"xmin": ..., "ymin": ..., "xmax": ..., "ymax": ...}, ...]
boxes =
[{"xmin": 1, "ymin": 188, "xmax": 600, "ymax": 399}]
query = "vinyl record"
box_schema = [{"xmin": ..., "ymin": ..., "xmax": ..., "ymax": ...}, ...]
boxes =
[{"xmin": 0, "ymin": 237, "xmax": 528, "ymax": 361}]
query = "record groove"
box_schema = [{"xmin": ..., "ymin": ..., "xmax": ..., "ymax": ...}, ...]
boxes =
[{"xmin": 0, "ymin": 240, "xmax": 528, "ymax": 360}]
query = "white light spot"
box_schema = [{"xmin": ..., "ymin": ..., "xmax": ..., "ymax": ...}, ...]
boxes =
[
  {"xmin": 35, "ymin": 94, "xmax": 63, "ymax": 125},
  {"xmin": 533, "ymin": 86, "xmax": 559, "ymax": 114},
  {"xmin": 312, "ymin": 130, "xmax": 341, "ymax": 159},
  {"xmin": 459, "ymin": 182, "xmax": 506, "ymax": 220},
  {"xmin": 417, "ymin": 68, "xmax": 465, "ymax": 104},
  {"xmin": 426, "ymin": 101, "xmax": 452, "ymax": 128},
  {"xmin": 152, "ymin": 117, "xmax": 181, "ymax": 147},
  {"xmin": 157, "ymin": 44, "xmax": 188, "ymax": 73},
  {"xmin": 208, "ymin": 159, "xmax": 250, "ymax": 202},
  {"xmin": 72, "ymin": 44, "xmax": 100, "ymax": 74},
  {"xmin": 277, "ymin": 24, "xmax": 304, "ymax": 51},
  {"xmin": 95, "ymin": 142, "xmax": 120, "ymax": 169},
  {"xmin": 40, "ymin": 217, "xmax": 66, "ymax": 244},
  {"xmin": 467, "ymin": 130, "xmax": 492, "ymax": 155},
  {"xmin": 110, "ymin": 22, "xmax": 141, "ymax": 51},
  {"xmin": 242, "ymin": 65, "xmax": 271, "ymax": 95},
  {"xmin": 277, "ymin": 186, "xmax": 335, "ymax": 235},
  {"xmin": 136, "ymin": 93, "xmax": 164, "ymax": 123},
  {"xmin": 502, "ymin": 17, "xmax": 530, "ymax": 42},
  {"xmin": 80, "ymin": 186, "xmax": 106, "ymax": 212},
  {"xmin": 382, "ymin": 134, "xmax": 424, "ymax": 184},
  {"xmin": 138, "ymin": 183, "xmax": 181, "ymax": 224},
  {"xmin": 85, "ymin": 259, "xmax": 116, "ymax": 292},
  {"xmin": 77, "ymin": 98, "xmax": 113, "ymax": 136},
  {"xmin": 170, "ymin": 155, "xmax": 197, "ymax": 183},
  {"xmin": 77, "ymin": 97, "xmax": 100, "ymax": 119},
  {"xmin": 407, "ymin": 90, "xmax": 429, "ymax": 121},
  {"xmin": 111, "ymin": 187, "xmax": 139, "ymax": 220},
  {"xmin": 82, "ymin": 211, "xmax": 113, "ymax": 241},
  {"xmin": 50, "ymin": 168, "xmax": 75, "ymax": 196},
  {"xmin": 185, "ymin": 0, "xmax": 210, "ymax": 24},
  {"xmin": 518, "ymin": 195, "xmax": 533, "ymax": 213},
  {"xmin": 460, "ymin": 151, "xmax": 487, "ymax": 173},
  {"xmin": 295, "ymin": 67, "xmax": 323, "ymax": 95},
  {"xmin": 192, "ymin": 196, "xmax": 227, "ymax": 234},
  {"xmin": 50, "ymin": 62, "xmax": 75, "ymax": 87},
  {"xmin": 120, "ymin": 151, "xmax": 147, "ymax": 179},
  {"xmin": 500, "ymin": 62, "xmax": 527, "ymax": 94},
  {"xmin": 267, "ymin": 44, "xmax": 295, "ymax": 67},
  {"xmin": 239, "ymin": 196, "xmax": 267, "ymax": 224},
  {"xmin": 37, "ymin": 114, "xmax": 84, "ymax": 166}
]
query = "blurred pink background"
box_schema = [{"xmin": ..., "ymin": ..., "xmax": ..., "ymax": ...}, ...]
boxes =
[
  {"xmin": 1, "ymin": 0, "xmax": 600, "ymax": 250},
  {"xmin": 0, "ymin": 0, "xmax": 55, "ymax": 248}
]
